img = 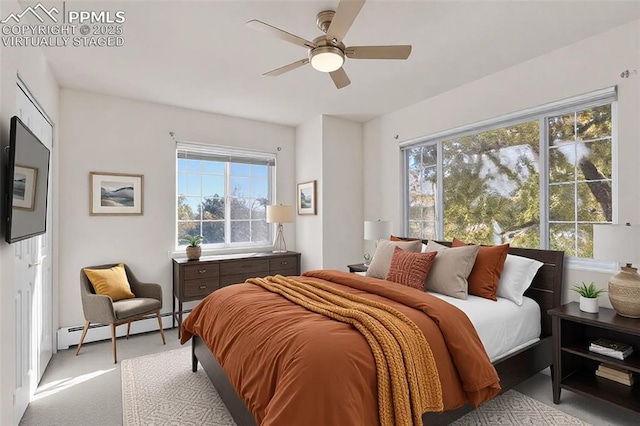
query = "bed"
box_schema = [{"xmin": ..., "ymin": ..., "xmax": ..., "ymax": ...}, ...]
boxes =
[{"xmin": 184, "ymin": 244, "xmax": 564, "ymax": 426}]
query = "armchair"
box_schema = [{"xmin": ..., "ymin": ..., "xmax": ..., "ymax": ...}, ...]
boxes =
[{"xmin": 76, "ymin": 263, "xmax": 166, "ymax": 363}]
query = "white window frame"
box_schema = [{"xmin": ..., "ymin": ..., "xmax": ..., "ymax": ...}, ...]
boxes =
[
  {"xmin": 401, "ymin": 87, "xmax": 618, "ymax": 270},
  {"xmin": 175, "ymin": 141, "xmax": 276, "ymax": 254}
]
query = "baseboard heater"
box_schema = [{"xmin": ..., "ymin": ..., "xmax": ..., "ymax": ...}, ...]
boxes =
[{"xmin": 56, "ymin": 310, "xmax": 191, "ymax": 350}]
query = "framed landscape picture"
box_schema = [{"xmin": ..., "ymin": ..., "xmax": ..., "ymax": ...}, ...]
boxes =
[
  {"xmin": 297, "ymin": 180, "xmax": 316, "ymax": 215},
  {"xmin": 13, "ymin": 165, "xmax": 38, "ymax": 210},
  {"xmin": 90, "ymin": 172, "xmax": 144, "ymax": 215}
]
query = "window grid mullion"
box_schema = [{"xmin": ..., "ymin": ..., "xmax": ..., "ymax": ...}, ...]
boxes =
[
  {"xmin": 573, "ymin": 113, "xmax": 579, "ymax": 257},
  {"xmin": 200, "ymin": 167, "xmax": 204, "ymax": 239},
  {"xmin": 436, "ymin": 141, "xmax": 444, "ymax": 240},
  {"xmin": 540, "ymin": 117, "xmax": 549, "ymax": 250},
  {"xmin": 225, "ymin": 162, "xmax": 231, "ymax": 244}
]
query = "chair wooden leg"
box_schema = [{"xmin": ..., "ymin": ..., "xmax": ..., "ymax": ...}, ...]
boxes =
[
  {"xmin": 156, "ymin": 311, "xmax": 166, "ymax": 345},
  {"xmin": 126, "ymin": 321, "xmax": 131, "ymax": 339},
  {"xmin": 75, "ymin": 321, "xmax": 90, "ymax": 356},
  {"xmin": 111, "ymin": 323, "xmax": 117, "ymax": 364}
]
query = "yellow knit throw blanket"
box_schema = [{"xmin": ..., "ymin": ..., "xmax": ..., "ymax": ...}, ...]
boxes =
[{"xmin": 246, "ymin": 275, "xmax": 443, "ymax": 426}]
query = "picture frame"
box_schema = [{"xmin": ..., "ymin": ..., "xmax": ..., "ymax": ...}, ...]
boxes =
[
  {"xmin": 297, "ymin": 180, "xmax": 317, "ymax": 215},
  {"xmin": 13, "ymin": 165, "xmax": 38, "ymax": 210},
  {"xmin": 90, "ymin": 172, "xmax": 144, "ymax": 215}
]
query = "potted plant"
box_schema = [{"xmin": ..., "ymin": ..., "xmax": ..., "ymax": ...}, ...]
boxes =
[
  {"xmin": 572, "ymin": 281, "xmax": 606, "ymax": 313},
  {"xmin": 182, "ymin": 235, "xmax": 204, "ymax": 261}
]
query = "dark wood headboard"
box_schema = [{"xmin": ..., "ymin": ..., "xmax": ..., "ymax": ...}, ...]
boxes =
[{"xmin": 428, "ymin": 241, "xmax": 564, "ymax": 338}]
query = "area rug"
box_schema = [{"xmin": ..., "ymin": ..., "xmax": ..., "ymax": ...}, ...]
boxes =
[
  {"xmin": 122, "ymin": 347, "xmax": 591, "ymax": 426},
  {"xmin": 450, "ymin": 390, "xmax": 591, "ymax": 425},
  {"xmin": 121, "ymin": 347, "xmax": 235, "ymax": 426}
]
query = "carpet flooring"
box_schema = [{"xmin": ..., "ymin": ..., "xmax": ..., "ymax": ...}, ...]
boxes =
[{"xmin": 122, "ymin": 347, "xmax": 592, "ymax": 426}]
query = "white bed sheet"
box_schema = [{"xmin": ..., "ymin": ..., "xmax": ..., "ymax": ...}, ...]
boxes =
[
  {"xmin": 430, "ymin": 292, "xmax": 541, "ymax": 362},
  {"xmin": 354, "ymin": 271, "xmax": 541, "ymax": 362}
]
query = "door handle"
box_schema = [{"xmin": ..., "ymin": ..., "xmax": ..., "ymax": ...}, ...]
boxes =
[{"xmin": 28, "ymin": 261, "xmax": 42, "ymax": 268}]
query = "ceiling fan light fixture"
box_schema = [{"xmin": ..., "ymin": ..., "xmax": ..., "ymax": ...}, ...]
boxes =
[{"xmin": 309, "ymin": 46, "xmax": 344, "ymax": 73}]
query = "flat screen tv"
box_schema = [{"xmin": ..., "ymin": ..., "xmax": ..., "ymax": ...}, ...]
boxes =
[{"xmin": 5, "ymin": 116, "xmax": 50, "ymax": 243}]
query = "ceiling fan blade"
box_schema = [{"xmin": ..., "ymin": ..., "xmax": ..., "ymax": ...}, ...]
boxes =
[
  {"xmin": 326, "ymin": 0, "xmax": 366, "ymax": 43},
  {"xmin": 329, "ymin": 67, "xmax": 351, "ymax": 89},
  {"xmin": 345, "ymin": 45, "xmax": 412, "ymax": 60},
  {"xmin": 247, "ymin": 19, "xmax": 316, "ymax": 49},
  {"xmin": 263, "ymin": 58, "xmax": 309, "ymax": 76}
]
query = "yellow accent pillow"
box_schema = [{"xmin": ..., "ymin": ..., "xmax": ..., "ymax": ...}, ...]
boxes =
[{"xmin": 84, "ymin": 263, "xmax": 135, "ymax": 301}]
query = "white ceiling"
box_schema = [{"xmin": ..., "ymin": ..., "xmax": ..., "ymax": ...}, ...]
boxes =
[{"xmin": 40, "ymin": 1, "xmax": 640, "ymax": 127}]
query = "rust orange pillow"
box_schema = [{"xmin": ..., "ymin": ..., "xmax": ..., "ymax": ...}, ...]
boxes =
[
  {"xmin": 386, "ymin": 247, "xmax": 437, "ymax": 290},
  {"xmin": 452, "ymin": 238, "xmax": 509, "ymax": 301}
]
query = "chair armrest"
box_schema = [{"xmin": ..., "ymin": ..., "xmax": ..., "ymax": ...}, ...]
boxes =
[
  {"xmin": 123, "ymin": 265, "xmax": 163, "ymax": 304},
  {"xmin": 81, "ymin": 292, "xmax": 116, "ymax": 324},
  {"xmin": 133, "ymin": 282, "xmax": 163, "ymax": 304}
]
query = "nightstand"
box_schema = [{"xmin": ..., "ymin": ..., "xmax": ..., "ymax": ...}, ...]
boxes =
[
  {"xmin": 347, "ymin": 263, "xmax": 368, "ymax": 273},
  {"xmin": 548, "ymin": 302, "xmax": 640, "ymax": 414}
]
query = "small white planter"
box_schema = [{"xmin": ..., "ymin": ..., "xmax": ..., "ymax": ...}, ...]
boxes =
[{"xmin": 579, "ymin": 296, "xmax": 599, "ymax": 314}]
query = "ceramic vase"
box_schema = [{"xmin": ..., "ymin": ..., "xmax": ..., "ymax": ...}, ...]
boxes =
[
  {"xmin": 579, "ymin": 296, "xmax": 599, "ymax": 314},
  {"xmin": 608, "ymin": 266, "xmax": 640, "ymax": 318}
]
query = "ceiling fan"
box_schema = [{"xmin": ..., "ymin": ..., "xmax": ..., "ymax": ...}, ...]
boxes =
[{"xmin": 247, "ymin": 0, "xmax": 412, "ymax": 89}]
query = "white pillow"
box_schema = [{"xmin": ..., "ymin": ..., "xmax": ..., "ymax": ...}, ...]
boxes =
[{"xmin": 497, "ymin": 254, "xmax": 543, "ymax": 305}]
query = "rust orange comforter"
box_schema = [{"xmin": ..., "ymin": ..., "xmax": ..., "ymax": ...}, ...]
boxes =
[{"xmin": 181, "ymin": 270, "xmax": 500, "ymax": 426}]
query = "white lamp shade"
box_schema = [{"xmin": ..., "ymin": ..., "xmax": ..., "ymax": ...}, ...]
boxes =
[
  {"xmin": 364, "ymin": 220, "xmax": 392, "ymax": 241},
  {"xmin": 266, "ymin": 205, "xmax": 294, "ymax": 224},
  {"xmin": 309, "ymin": 47, "xmax": 344, "ymax": 73},
  {"xmin": 593, "ymin": 224, "xmax": 640, "ymax": 265}
]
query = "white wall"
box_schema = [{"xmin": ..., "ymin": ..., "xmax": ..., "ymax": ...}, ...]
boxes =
[
  {"xmin": 295, "ymin": 115, "xmax": 365, "ymax": 272},
  {"xmin": 294, "ymin": 116, "xmax": 323, "ymax": 271},
  {"xmin": 0, "ymin": 1, "xmax": 60, "ymax": 423},
  {"xmin": 363, "ymin": 20, "xmax": 640, "ymax": 306},
  {"xmin": 58, "ymin": 89, "xmax": 295, "ymax": 328},
  {"xmin": 321, "ymin": 116, "xmax": 363, "ymax": 269}
]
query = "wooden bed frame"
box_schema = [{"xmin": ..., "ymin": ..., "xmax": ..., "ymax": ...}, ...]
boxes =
[{"xmin": 192, "ymin": 245, "xmax": 564, "ymax": 426}]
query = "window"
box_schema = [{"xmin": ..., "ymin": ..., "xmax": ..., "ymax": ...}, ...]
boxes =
[
  {"xmin": 176, "ymin": 143, "xmax": 275, "ymax": 249},
  {"xmin": 404, "ymin": 88, "xmax": 615, "ymax": 259},
  {"xmin": 548, "ymin": 106, "xmax": 612, "ymax": 257}
]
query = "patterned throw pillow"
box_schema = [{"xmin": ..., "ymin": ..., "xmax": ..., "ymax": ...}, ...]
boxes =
[
  {"xmin": 386, "ymin": 247, "xmax": 438, "ymax": 290},
  {"xmin": 366, "ymin": 239, "xmax": 423, "ymax": 279}
]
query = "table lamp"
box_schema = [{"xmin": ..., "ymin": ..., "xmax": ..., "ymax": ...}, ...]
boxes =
[
  {"xmin": 364, "ymin": 220, "xmax": 392, "ymax": 265},
  {"xmin": 593, "ymin": 223, "xmax": 640, "ymax": 318},
  {"xmin": 266, "ymin": 205, "xmax": 294, "ymax": 253}
]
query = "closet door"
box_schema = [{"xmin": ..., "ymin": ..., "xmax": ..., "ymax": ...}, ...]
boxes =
[{"xmin": 13, "ymin": 82, "xmax": 54, "ymax": 425}]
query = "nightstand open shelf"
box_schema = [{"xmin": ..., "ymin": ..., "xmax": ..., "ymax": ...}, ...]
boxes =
[
  {"xmin": 562, "ymin": 367, "xmax": 640, "ymax": 413},
  {"xmin": 549, "ymin": 302, "xmax": 640, "ymax": 415},
  {"xmin": 561, "ymin": 342, "xmax": 640, "ymax": 373}
]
